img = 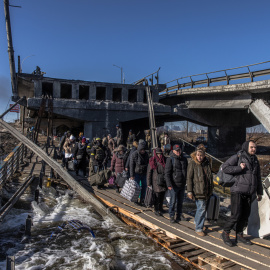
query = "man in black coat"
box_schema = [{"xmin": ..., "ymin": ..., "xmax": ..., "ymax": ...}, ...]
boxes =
[
  {"xmin": 221, "ymin": 140, "xmax": 263, "ymax": 247},
  {"xmin": 165, "ymin": 144, "xmax": 188, "ymax": 223},
  {"xmin": 74, "ymin": 137, "xmax": 87, "ymax": 177}
]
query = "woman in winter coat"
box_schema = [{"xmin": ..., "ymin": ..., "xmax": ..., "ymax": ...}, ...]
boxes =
[
  {"xmin": 147, "ymin": 148, "xmax": 167, "ymax": 216},
  {"xmin": 110, "ymin": 145, "xmax": 129, "ymax": 192},
  {"xmin": 187, "ymin": 144, "xmax": 213, "ymax": 237}
]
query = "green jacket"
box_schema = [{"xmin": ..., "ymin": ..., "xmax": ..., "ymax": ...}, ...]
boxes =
[{"xmin": 187, "ymin": 152, "xmax": 213, "ymax": 200}]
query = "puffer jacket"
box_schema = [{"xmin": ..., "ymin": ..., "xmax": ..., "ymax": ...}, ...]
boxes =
[
  {"xmin": 165, "ymin": 152, "xmax": 188, "ymax": 188},
  {"xmin": 147, "ymin": 162, "xmax": 166, "ymax": 193},
  {"xmin": 110, "ymin": 151, "xmax": 129, "ymax": 174},
  {"xmin": 222, "ymin": 150, "xmax": 263, "ymax": 196},
  {"xmin": 187, "ymin": 153, "xmax": 213, "ymax": 200},
  {"xmin": 130, "ymin": 144, "xmax": 149, "ymax": 177},
  {"xmin": 74, "ymin": 143, "xmax": 87, "ymax": 160}
]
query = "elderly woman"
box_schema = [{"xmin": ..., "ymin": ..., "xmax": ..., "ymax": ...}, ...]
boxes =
[
  {"xmin": 110, "ymin": 145, "xmax": 129, "ymax": 192},
  {"xmin": 147, "ymin": 148, "xmax": 167, "ymax": 216},
  {"xmin": 186, "ymin": 144, "xmax": 213, "ymax": 236}
]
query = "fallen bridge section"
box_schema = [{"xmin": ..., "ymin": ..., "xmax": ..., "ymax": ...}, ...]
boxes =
[
  {"xmin": 249, "ymin": 99, "xmax": 270, "ymax": 133},
  {"xmin": 0, "ymin": 118, "xmax": 122, "ymax": 225}
]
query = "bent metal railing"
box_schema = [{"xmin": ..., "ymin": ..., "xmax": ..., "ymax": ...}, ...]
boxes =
[
  {"xmin": 160, "ymin": 60, "xmax": 270, "ymax": 96},
  {"xmin": 0, "ymin": 143, "xmax": 27, "ymax": 185}
]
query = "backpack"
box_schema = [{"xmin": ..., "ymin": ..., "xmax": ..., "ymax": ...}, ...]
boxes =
[
  {"xmin": 95, "ymin": 147, "xmax": 105, "ymax": 161},
  {"xmin": 216, "ymin": 154, "xmax": 241, "ymax": 187}
]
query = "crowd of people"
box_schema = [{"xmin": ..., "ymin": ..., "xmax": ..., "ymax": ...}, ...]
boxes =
[{"xmin": 58, "ymin": 125, "xmax": 263, "ymax": 247}]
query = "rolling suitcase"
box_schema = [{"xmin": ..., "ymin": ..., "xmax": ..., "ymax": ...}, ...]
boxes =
[
  {"xmin": 206, "ymin": 194, "xmax": 220, "ymax": 221},
  {"xmin": 144, "ymin": 186, "xmax": 154, "ymax": 208}
]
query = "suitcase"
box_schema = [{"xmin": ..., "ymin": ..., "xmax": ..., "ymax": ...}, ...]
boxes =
[
  {"xmin": 144, "ymin": 186, "xmax": 154, "ymax": 208},
  {"xmin": 120, "ymin": 179, "xmax": 141, "ymax": 202},
  {"xmin": 206, "ymin": 194, "xmax": 220, "ymax": 221}
]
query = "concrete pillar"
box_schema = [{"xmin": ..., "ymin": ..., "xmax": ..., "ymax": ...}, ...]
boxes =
[
  {"xmin": 53, "ymin": 81, "xmax": 61, "ymax": 98},
  {"xmin": 84, "ymin": 122, "xmax": 93, "ymax": 140},
  {"xmin": 207, "ymin": 126, "xmax": 246, "ymax": 157},
  {"xmin": 137, "ymin": 88, "xmax": 144, "ymax": 103},
  {"xmin": 34, "ymin": 80, "xmax": 42, "ymax": 97},
  {"xmin": 106, "ymin": 86, "xmax": 113, "ymax": 101},
  {"xmin": 89, "ymin": 85, "xmax": 96, "ymax": 100},
  {"xmin": 122, "ymin": 87, "xmax": 128, "ymax": 102},
  {"xmin": 72, "ymin": 83, "xmax": 79, "ymax": 99}
]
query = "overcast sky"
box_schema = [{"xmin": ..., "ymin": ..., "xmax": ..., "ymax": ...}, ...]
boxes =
[{"xmin": 1, "ymin": 0, "xmax": 270, "ymax": 123}]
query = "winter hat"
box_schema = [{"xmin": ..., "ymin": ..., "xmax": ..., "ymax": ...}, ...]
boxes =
[
  {"xmin": 70, "ymin": 135, "xmax": 75, "ymax": 141},
  {"xmin": 82, "ymin": 138, "xmax": 86, "ymax": 143},
  {"xmin": 139, "ymin": 139, "xmax": 145, "ymax": 144},
  {"xmin": 156, "ymin": 147, "xmax": 162, "ymax": 154},
  {"xmin": 118, "ymin": 145, "xmax": 126, "ymax": 152},
  {"xmin": 129, "ymin": 129, "xmax": 132, "ymax": 132}
]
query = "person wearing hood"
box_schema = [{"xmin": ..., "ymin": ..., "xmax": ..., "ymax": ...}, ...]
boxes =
[
  {"xmin": 110, "ymin": 145, "xmax": 129, "ymax": 192},
  {"xmin": 130, "ymin": 141, "xmax": 149, "ymax": 205},
  {"xmin": 165, "ymin": 144, "xmax": 188, "ymax": 223},
  {"xmin": 187, "ymin": 144, "xmax": 213, "ymax": 236},
  {"xmin": 147, "ymin": 148, "xmax": 167, "ymax": 216},
  {"xmin": 74, "ymin": 137, "xmax": 87, "ymax": 177},
  {"xmin": 220, "ymin": 140, "xmax": 263, "ymax": 247}
]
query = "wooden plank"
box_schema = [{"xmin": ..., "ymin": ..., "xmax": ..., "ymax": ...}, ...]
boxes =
[
  {"xmin": 174, "ymin": 244, "xmax": 197, "ymax": 253},
  {"xmin": 198, "ymin": 252, "xmax": 215, "ymax": 266},
  {"xmin": 183, "ymin": 248, "xmax": 206, "ymax": 258}
]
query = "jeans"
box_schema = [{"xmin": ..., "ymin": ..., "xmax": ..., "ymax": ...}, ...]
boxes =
[
  {"xmin": 194, "ymin": 199, "xmax": 207, "ymax": 232},
  {"xmin": 168, "ymin": 187, "xmax": 185, "ymax": 218},
  {"xmin": 134, "ymin": 173, "xmax": 147, "ymax": 202},
  {"xmin": 223, "ymin": 193, "xmax": 252, "ymax": 234}
]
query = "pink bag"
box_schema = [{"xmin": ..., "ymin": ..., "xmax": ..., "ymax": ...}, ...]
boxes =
[{"xmin": 108, "ymin": 175, "xmax": 115, "ymax": 185}]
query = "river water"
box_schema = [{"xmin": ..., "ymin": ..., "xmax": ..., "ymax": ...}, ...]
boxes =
[{"xmin": 0, "ymin": 186, "xmax": 191, "ymax": 270}]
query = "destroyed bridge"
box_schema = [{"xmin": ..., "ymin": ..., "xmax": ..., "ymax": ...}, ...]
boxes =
[{"xmin": 16, "ymin": 61, "xmax": 270, "ymax": 156}]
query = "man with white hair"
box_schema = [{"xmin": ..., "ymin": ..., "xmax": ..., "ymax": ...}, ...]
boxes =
[{"xmin": 63, "ymin": 135, "xmax": 77, "ymax": 170}]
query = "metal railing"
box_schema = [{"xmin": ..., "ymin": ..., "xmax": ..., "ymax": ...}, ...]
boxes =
[
  {"xmin": 160, "ymin": 60, "xmax": 270, "ymax": 95},
  {"xmin": 0, "ymin": 143, "xmax": 27, "ymax": 185}
]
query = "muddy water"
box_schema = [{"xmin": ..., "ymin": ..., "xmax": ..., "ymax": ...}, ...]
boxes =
[{"xmin": 0, "ymin": 187, "xmax": 192, "ymax": 270}]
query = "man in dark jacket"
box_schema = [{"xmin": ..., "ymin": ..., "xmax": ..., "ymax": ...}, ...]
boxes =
[
  {"xmin": 221, "ymin": 140, "xmax": 263, "ymax": 247},
  {"xmin": 165, "ymin": 144, "xmax": 188, "ymax": 223},
  {"xmin": 130, "ymin": 141, "xmax": 149, "ymax": 205},
  {"xmin": 74, "ymin": 137, "xmax": 87, "ymax": 177}
]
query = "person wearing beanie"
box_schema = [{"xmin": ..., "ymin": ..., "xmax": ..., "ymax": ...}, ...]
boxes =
[
  {"xmin": 165, "ymin": 144, "xmax": 188, "ymax": 223},
  {"xmin": 74, "ymin": 137, "xmax": 87, "ymax": 177},
  {"xmin": 130, "ymin": 142, "xmax": 149, "ymax": 205},
  {"xmin": 147, "ymin": 148, "xmax": 166, "ymax": 215},
  {"xmin": 187, "ymin": 144, "xmax": 213, "ymax": 236},
  {"xmin": 220, "ymin": 140, "xmax": 263, "ymax": 247},
  {"xmin": 126, "ymin": 130, "xmax": 136, "ymax": 150}
]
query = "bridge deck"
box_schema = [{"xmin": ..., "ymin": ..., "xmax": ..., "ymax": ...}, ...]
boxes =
[{"xmin": 79, "ymin": 179, "xmax": 270, "ymax": 270}]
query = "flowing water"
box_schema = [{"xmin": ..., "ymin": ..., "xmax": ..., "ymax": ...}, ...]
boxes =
[{"xmin": 0, "ymin": 187, "xmax": 191, "ymax": 270}]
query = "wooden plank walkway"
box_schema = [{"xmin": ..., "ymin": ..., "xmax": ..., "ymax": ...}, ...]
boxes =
[{"xmin": 87, "ymin": 182, "xmax": 270, "ymax": 270}]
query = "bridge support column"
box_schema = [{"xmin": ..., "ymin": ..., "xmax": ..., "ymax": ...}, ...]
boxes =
[{"xmin": 207, "ymin": 126, "xmax": 246, "ymax": 157}]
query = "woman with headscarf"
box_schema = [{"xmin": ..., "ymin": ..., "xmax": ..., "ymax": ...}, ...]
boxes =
[
  {"xmin": 187, "ymin": 144, "xmax": 213, "ymax": 236},
  {"xmin": 147, "ymin": 148, "xmax": 167, "ymax": 216}
]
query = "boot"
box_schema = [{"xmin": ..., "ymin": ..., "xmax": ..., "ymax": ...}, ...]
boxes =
[
  {"xmin": 170, "ymin": 216, "xmax": 176, "ymax": 223},
  {"xmin": 154, "ymin": 211, "xmax": 161, "ymax": 216},
  {"xmin": 221, "ymin": 231, "xmax": 233, "ymax": 247},
  {"xmin": 236, "ymin": 233, "xmax": 252, "ymax": 245}
]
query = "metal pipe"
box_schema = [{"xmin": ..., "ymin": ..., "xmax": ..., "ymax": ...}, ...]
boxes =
[{"xmin": 0, "ymin": 96, "xmax": 25, "ymax": 119}]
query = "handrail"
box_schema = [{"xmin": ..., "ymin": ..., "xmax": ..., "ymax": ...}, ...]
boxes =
[
  {"xmin": 132, "ymin": 67, "xmax": 161, "ymax": 85},
  {"xmin": 0, "ymin": 143, "xmax": 27, "ymax": 185},
  {"xmin": 161, "ymin": 61, "xmax": 270, "ymax": 94}
]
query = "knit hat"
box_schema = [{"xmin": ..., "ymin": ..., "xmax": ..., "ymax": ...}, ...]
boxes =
[
  {"xmin": 82, "ymin": 138, "xmax": 86, "ymax": 143},
  {"xmin": 139, "ymin": 139, "xmax": 145, "ymax": 144},
  {"xmin": 118, "ymin": 145, "xmax": 126, "ymax": 151},
  {"xmin": 156, "ymin": 147, "xmax": 162, "ymax": 154}
]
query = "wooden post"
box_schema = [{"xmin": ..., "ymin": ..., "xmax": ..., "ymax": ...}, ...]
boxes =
[
  {"xmin": 25, "ymin": 215, "xmax": 32, "ymax": 236},
  {"xmin": 6, "ymin": 255, "xmax": 15, "ymax": 270}
]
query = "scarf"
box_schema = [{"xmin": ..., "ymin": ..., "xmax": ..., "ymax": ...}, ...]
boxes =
[{"xmin": 149, "ymin": 150, "xmax": 166, "ymax": 170}]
